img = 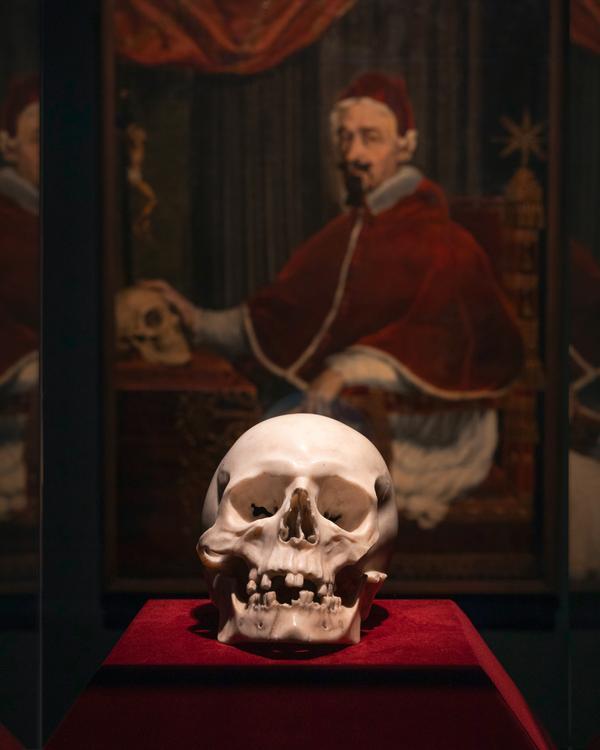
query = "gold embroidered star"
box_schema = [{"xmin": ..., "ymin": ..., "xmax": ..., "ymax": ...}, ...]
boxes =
[{"xmin": 495, "ymin": 110, "xmax": 545, "ymax": 167}]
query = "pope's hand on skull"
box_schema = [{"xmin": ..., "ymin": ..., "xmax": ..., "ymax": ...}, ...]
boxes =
[
  {"xmin": 115, "ymin": 285, "xmax": 192, "ymax": 365},
  {"xmin": 137, "ymin": 279, "xmax": 200, "ymax": 333}
]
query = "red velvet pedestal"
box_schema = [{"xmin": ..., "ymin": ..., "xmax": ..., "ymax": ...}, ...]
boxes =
[{"xmin": 48, "ymin": 600, "xmax": 553, "ymax": 749}]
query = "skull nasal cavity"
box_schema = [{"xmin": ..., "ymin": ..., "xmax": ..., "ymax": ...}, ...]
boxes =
[{"xmin": 279, "ymin": 488, "xmax": 318, "ymax": 544}]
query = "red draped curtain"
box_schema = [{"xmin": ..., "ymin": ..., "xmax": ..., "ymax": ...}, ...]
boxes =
[
  {"xmin": 115, "ymin": 0, "xmax": 356, "ymax": 74},
  {"xmin": 571, "ymin": 0, "xmax": 600, "ymax": 56}
]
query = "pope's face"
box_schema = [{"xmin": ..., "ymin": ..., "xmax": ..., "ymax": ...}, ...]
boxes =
[
  {"xmin": 335, "ymin": 100, "xmax": 401, "ymax": 197},
  {"xmin": 8, "ymin": 101, "xmax": 40, "ymax": 188}
]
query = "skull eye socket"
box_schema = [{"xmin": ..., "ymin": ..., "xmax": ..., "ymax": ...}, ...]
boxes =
[
  {"xmin": 144, "ymin": 307, "xmax": 163, "ymax": 328},
  {"xmin": 316, "ymin": 477, "xmax": 373, "ymax": 532},
  {"xmin": 251, "ymin": 503, "xmax": 276, "ymax": 519},
  {"xmin": 227, "ymin": 473, "xmax": 292, "ymax": 523}
]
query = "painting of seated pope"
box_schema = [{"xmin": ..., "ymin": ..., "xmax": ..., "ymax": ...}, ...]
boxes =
[{"xmin": 139, "ymin": 71, "xmax": 523, "ymax": 530}]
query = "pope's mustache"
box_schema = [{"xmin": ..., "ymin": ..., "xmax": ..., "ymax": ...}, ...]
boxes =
[
  {"xmin": 338, "ymin": 160, "xmax": 372, "ymax": 206},
  {"xmin": 338, "ymin": 159, "xmax": 372, "ymax": 175}
]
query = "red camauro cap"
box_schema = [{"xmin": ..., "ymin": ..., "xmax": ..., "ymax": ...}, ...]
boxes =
[
  {"xmin": 338, "ymin": 71, "xmax": 415, "ymax": 135},
  {"xmin": 1, "ymin": 73, "xmax": 39, "ymax": 136}
]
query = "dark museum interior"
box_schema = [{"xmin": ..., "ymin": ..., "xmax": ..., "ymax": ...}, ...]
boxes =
[{"xmin": 0, "ymin": 1, "xmax": 599, "ymax": 748}]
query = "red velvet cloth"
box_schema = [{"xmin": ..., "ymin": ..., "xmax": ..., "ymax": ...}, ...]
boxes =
[
  {"xmin": 115, "ymin": 0, "xmax": 356, "ymax": 74},
  {"xmin": 246, "ymin": 179, "xmax": 523, "ymax": 396},
  {"xmin": 0, "ymin": 724, "xmax": 25, "ymax": 750},
  {"xmin": 48, "ymin": 600, "xmax": 553, "ymax": 749}
]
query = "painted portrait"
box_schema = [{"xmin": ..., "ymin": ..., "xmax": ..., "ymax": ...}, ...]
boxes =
[{"xmin": 105, "ymin": 0, "xmax": 562, "ymax": 594}]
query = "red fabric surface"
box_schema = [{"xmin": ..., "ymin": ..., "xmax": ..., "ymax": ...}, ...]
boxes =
[
  {"xmin": 114, "ymin": 347, "xmax": 257, "ymax": 393},
  {"xmin": 115, "ymin": 0, "xmax": 356, "ymax": 74},
  {"xmin": 245, "ymin": 179, "xmax": 523, "ymax": 397},
  {"xmin": 49, "ymin": 680, "xmax": 540, "ymax": 750},
  {"xmin": 48, "ymin": 600, "xmax": 554, "ymax": 750},
  {"xmin": 106, "ymin": 599, "xmax": 476, "ymax": 668},
  {"xmin": 0, "ymin": 724, "xmax": 25, "ymax": 750}
]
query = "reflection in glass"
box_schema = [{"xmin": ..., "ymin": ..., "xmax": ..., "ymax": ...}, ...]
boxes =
[{"xmin": 0, "ymin": 2, "xmax": 40, "ymax": 746}]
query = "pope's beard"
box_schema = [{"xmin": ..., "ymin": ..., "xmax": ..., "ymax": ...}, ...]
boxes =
[{"xmin": 338, "ymin": 160, "xmax": 372, "ymax": 207}]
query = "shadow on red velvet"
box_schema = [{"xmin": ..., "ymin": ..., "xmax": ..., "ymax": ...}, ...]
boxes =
[
  {"xmin": 361, "ymin": 602, "xmax": 389, "ymax": 630},
  {"xmin": 186, "ymin": 601, "xmax": 389, "ymax": 660},
  {"xmin": 0, "ymin": 723, "xmax": 25, "ymax": 750},
  {"xmin": 187, "ymin": 602, "xmax": 218, "ymax": 639}
]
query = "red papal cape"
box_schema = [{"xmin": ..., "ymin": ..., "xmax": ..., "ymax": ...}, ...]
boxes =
[{"xmin": 243, "ymin": 178, "xmax": 523, "ymax": 398}]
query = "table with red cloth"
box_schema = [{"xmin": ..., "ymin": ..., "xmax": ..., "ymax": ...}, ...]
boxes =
[{"xmin": 47, "ymin": 599, "xmax": 553, "ymax": 749}]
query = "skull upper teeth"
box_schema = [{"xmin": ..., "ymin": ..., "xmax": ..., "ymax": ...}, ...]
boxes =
[
  {"xmin": 284, "ymin": 572, "xmax": 295, "ymax": 587},
  {"xmin": 261, "ymin": 573, "xmax": 271, "ymax": 590}
]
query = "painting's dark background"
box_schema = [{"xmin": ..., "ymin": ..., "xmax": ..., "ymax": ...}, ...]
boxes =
[{"xmin": 0, "ymin": 0, "xmax": 598, "ymax": 748}]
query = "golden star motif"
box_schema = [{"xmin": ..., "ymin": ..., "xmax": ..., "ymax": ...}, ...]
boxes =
[{"xmin": 494, "ymin": 110, "xmax": 546, "ymax": 167}]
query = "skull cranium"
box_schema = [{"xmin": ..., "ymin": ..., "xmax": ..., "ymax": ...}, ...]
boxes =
[
  {"xmin": 115, "ymin": 286, "xmax": 191, "ymax": 366},
  {"xmin": 197, "ymin": 414, "xmax": 398, "ymax": 645}
]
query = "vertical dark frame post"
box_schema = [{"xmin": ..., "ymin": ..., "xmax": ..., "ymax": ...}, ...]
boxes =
[
  {"xmin": 41, "ymin": 0, "xmax": 105, "ymax": 741},
  {"xmin": 544, "ymin": 0, "xmax": 569, "ymax": 593},
  {"xmin": 101, "ymin": 0, "xmax": 118, "ymax": 600},
  {"xmin": 545, "ymin": 0, "xmax": 570, "ymax": 744}
]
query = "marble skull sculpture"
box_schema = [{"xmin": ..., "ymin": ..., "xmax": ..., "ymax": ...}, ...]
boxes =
[
  {"xmin": 197, "ymin": 414, "xmax": 398, "ymax": 645},
  {"xmin": 115, "ymin": 286, "xmax": 191, "ymax": 366}
]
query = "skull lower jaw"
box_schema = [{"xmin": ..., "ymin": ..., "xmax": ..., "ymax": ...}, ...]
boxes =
[{"xmin": 221, "ymin": 591, "xmax": 361, "ymax": 644}]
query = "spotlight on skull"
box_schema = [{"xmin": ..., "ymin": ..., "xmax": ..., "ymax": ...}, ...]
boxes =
[{"xmin": 197, "ymin": 413, "xmax": 398, "ymax": 645}]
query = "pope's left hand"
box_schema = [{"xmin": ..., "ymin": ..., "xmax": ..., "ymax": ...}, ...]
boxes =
[{"xmin": 301, "ymin": 368, "xmax": 345, "ymax": 415}]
